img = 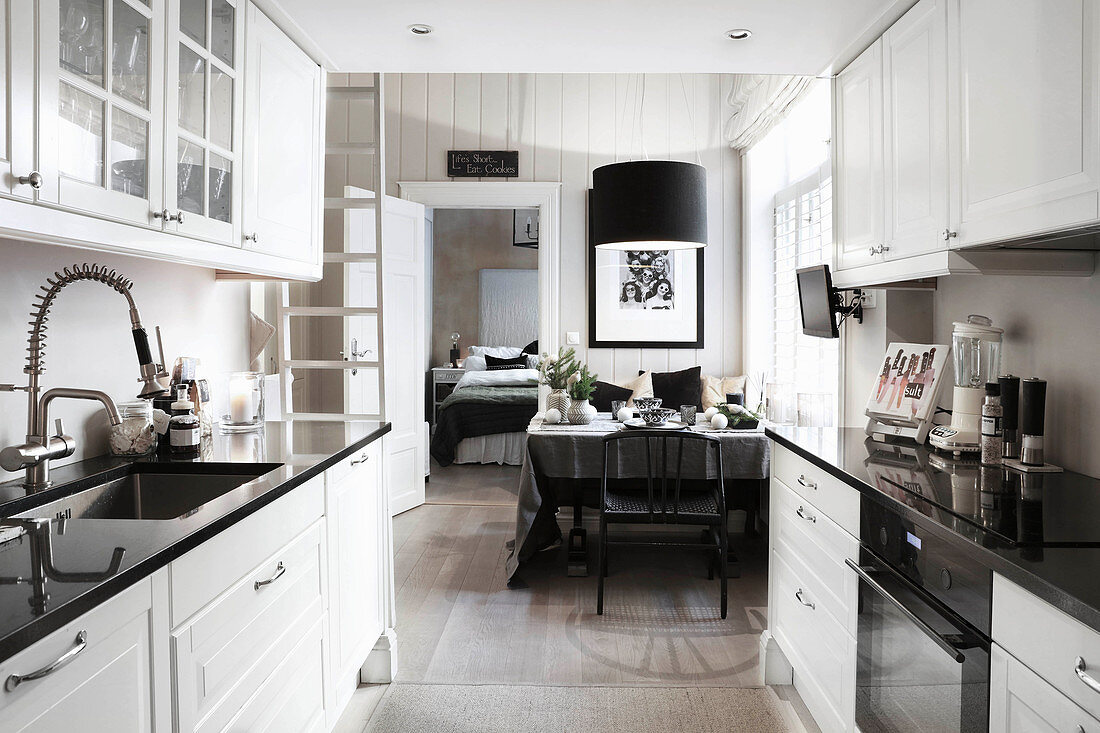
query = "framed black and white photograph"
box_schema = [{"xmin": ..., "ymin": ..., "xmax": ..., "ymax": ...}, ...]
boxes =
[{"xmin": 588, "ymin": 196, "xmax": 704, "ymax": 349}]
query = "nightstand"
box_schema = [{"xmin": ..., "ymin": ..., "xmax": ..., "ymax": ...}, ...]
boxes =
[{"xmin": 431, "ymin": 367, "xmax": 465, "ymax": 424}]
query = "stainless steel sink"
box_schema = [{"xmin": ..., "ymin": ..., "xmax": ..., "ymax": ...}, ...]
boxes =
[{"xmin": 11, "ymin": 467, "xmax": 278, "ymax": 521}]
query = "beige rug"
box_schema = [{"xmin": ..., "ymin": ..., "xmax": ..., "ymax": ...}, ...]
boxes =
[{"xmin": 366, "ymin": 683, "xmax": 790, "ymax": 733}]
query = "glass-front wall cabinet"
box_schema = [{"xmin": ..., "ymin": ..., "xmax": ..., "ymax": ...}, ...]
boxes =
[
  {"xmin": 2, "ymin": 1, "xmax": 34, "ymax": 199},
  {"xmin": 166, "ymin": 0, "xmax": 242, "ymax": 243},
  {"xmin": 40, "ymin": 0, "xmax": 165, "ymax": 223}
]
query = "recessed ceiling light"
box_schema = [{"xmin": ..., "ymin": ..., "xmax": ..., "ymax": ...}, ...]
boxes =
[
  {"xmin": 726, "ymin": 28, "xmax": 752, "ymax": 40},
  {"xmin": 408, "ymin": 24, "xmax": 433, "ymax": 35}
]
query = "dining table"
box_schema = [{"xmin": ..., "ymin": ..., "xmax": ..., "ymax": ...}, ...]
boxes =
[{"xmin": 505, "ymin": 413, "xmax": 771, "ymax": 584}]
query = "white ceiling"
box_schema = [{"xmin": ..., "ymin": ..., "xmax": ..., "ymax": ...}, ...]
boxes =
[{"xmin": 271, "ymin": 0, "xmax": 916, "ymax": 75}]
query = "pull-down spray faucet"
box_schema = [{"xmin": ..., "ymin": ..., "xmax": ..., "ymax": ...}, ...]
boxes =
[{"xmin": 0, "ymin": 264, "xmax": 170, "ymax": 491}]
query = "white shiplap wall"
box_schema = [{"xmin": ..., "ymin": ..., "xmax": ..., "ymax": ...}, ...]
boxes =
[{"xmin": 383, "ymin": 73, "xmax": 743, "ymax": 383}]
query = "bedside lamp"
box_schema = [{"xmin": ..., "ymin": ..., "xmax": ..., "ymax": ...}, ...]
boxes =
[{"xmin": 450, "ymin": 332, "xmax": 460, "ymax": 368}]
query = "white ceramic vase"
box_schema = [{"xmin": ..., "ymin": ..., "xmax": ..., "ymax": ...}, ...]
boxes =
[
  {"xmin": 567, "ymin": 398, "xmax": 597, "ymax": 426},
  {"xmin": 547, "ymin": 389, "xmax": 570, "ymax": 416}
]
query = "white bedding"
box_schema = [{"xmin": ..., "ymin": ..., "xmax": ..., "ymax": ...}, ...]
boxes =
[{"xmin": 454, "ymin": 368, "xmax": 540, "ymax": 390}]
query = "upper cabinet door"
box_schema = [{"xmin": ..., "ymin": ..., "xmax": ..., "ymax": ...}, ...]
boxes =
[
  {"xmin": 164, "ymin": 0, "xmax": 244, "ymax": 243},
  {"xmin": 834, "ymin": 39, "xmax": 885, "ymax": 272},
  {"xmin": 949, "ymin": 0, "xmax": 1100, "ymax": 246},
  {"xmin": 883, "ymin": 0, "xmax": 949, "ymax": 260},
  {"xmin": 241, "ymin": 3, "xmax": 321, "ymax": 262},
  {"xmin": 38, "ymin": 0, "xmax": 166, "ymax": 225},
  {"xmin": 1, "ymin": 0, "xmax": 36, "ymax": 200}
]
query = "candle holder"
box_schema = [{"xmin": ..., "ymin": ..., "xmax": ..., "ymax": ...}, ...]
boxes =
[{"xmin": 221, "ymin": 371, "xmax": 264, "ymax": 433}]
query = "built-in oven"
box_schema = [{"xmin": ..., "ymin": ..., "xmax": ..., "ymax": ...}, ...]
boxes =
[{"xmin": 851, "ymin": 495, "xmax": 993, "ymax": 732}]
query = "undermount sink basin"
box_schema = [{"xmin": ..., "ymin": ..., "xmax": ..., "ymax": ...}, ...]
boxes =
[{"xmin": 11, "ymin": 465, "xmax": 281, "ymax": 521}]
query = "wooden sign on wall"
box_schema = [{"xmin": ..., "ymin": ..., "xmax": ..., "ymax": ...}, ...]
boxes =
[{"xmin": 447, "ymin": 150, "xmax": 519, "ymax": 177}]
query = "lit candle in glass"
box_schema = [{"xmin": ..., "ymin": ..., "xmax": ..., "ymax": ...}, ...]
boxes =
[{"xmin": 229, "ymin": 378, "xmax": 254, "ymax": 423}]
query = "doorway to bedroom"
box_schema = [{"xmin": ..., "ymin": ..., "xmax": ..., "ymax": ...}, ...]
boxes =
[{"xmin": 426, "ymin": 205, "xmax": 542, "ymax": 506}]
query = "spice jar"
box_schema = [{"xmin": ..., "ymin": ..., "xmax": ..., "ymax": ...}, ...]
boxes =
[{"xmin": 108, "ymin": 400, "xmax": 158, "ymax": 456}]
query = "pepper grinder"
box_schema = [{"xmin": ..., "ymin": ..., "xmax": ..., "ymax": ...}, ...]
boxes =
[
  {"xmin": 1020, "ymin": 378, "xmax": 1047, "ymax": 467},
  {"xmin": 999, "ymin": 375, "xmax": 1021, "ymax": 460}
]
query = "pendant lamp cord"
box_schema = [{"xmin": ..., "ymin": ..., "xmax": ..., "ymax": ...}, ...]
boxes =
[
  {"xmin": 639, "ymin": 73, "xmax": 649, "ymax": 160},
  {"xmin": 679, "ymin": 73, "xmax": 702, "ymax": 165}
]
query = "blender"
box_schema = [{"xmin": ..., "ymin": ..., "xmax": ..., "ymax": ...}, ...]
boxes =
[{"xmin": 928, "ymin": 315, "xmax": 1003, "ymax": 455}]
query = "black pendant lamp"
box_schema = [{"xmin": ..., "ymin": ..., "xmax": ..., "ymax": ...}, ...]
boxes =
[{"xmin": 591, "ymin": 160, "xmax": 707, "ymax": 251}]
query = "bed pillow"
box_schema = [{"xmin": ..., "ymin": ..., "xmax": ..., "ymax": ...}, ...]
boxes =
[
  {"xmin": 618, "ymin": 371, "xmax": 654, "ymax": 407},
  {"xmin": 641, "ymin": 366, "xmax": 703, "ymax": 409},
  {"xmin": 525, "ymin": 354, "xmax": 540, "ymax": 369},
  {"xmin": 463, "ymin": 355, "xmax": 487, "ymax": 371},
  {"xmin": 522, "ymin": 339, "xmax": 538, "ymax": 355},
  {"xmin": 485, "ymin": 354, "xmax": 528, "ymax": 370},
  {"xmin": 701, "ymin": 374, "xmax": 748, "ymax": 410},
  {"xmin": 468, "ymin": 345, "xmax": 524, "ymax": 358},
  {"xmin": 591, "ymin": 381, "xmax": 634, "ymax": 412}
]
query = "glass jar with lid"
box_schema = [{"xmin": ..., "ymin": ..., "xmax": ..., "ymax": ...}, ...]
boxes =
[{"xmin": 108, "ymin": 400, "xmax": 158, "ymax": 456}]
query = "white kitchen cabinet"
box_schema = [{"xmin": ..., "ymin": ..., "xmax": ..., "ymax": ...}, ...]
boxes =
[
  {"xmin": 37, "ymin": 0, "xmax": 166, "ymax": 227},
  {"xmin": 324, "ymin": 440, "xmax": 385, "ymax": 721},
  {"xmin": 163, "ymin": 0, "xmax": 245, "ymax": 243},
  {"xmin": 882, "ymin": 0, "xmax": 949, "ymax": 260},
  {"xmin": 834, "ymin": 38, "xmax": 885, "ymax": 273},
  {"xmin": 947, "ymin": 0, "xmax": 1100, "ymax": 247},
  {"xmin": 0, "ymin": 0, "xmax": 35, "ymax": 200},
  {"xmin": 0, "ymin": 576, "xmax": 169, "ymax": 733},
  {"xmin": 241, "ymin": 2, "xmax": 322, "ymax": 261},
  {"xmin": 991, "ymin": 643, "xmax": 1100, "ymax": 733}
]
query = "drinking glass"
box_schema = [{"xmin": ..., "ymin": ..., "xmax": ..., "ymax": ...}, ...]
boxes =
[
  {"xmin": 610, "ymin": 400, "xmax": 627, "ymax": 420},
  {"xmin": 680, "ymin": 404, "xmax": 697, "ymax": 426}
]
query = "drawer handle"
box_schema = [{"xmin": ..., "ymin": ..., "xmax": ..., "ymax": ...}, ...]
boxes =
[
  {"xmin": 797, "ymin": 475, "xmax": 817, "ymax": 490},
  {"xmin": 254, "ymin": 561, "xmax": 286, "ymax": 590},
  {"xmin": 1075, "ymin": 657, "xmax": 1100, "ymax": 695},
  {"xmin": 795, "ymin": 588, "xmax": 815, "ymax": 610},
  {"xmin": 5, "ymin": 631, "xmax": 87, "ymax": 692},
  {"xmin": 796, "ymin": 506, "xmax": 816, "ymax": 523},
  {"xmin": 350, "ymin": 453, "xmax": 369, "ymax": 466}
]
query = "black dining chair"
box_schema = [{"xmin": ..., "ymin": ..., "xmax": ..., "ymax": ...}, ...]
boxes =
[{"xmin": 596, "ymin": 430, "xmax": 728, "ymax": 619}]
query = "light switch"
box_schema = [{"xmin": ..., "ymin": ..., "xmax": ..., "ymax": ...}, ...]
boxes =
[{"xmin": 566, "ymin": 331, "xmax": 580, "ymax": 345}]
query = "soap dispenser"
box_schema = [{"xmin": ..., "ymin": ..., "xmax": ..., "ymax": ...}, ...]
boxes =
[{"xmin": 168, "ymin": 385, "xmax": 201, "ymax": 456}]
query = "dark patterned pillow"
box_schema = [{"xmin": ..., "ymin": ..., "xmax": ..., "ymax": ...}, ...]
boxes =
[
  {"xmin": 487, "ymin": 364, "xmax": 526, "ymax": 371},
  {"xmin": 485, "ymin": 354, "xmax": 528, "ymax": 370}
]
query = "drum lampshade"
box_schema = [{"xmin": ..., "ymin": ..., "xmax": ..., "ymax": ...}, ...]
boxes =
[{"xmin": 591, "ymin": 160, "xmax": 707, "ymax": 250}]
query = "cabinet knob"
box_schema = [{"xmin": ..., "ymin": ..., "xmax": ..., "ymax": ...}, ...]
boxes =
[
  {"xmin": 868, "ymin": 244, "xmax": 890, "ymax": 256},
  {"xmin": 17, "ymin": 171, "xmax": 43, "ymax": 189},
  {"xmin": 942, "ymin": 229, "xmax": 958, "ymax": 241},
  {"xmin": 173, "ymin": 210, "xmax": 184, "ymax": 224},
  {"xmin": 152, "ymin": 209, "xmax": 170, "ymax": 222},
  {"xmin": 244, "ymin": 232, "xmax": 259, "ymax": 243}
]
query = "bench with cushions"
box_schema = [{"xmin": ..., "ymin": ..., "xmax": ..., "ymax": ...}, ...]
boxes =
[{"xmin": 590, "ymin": 366, "xmax": 748, "ymax": 414}]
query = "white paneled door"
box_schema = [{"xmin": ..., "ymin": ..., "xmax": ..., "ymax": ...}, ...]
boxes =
[{"xmin": 381, "ymin": 195, "xmax": 426, "ymax": 515}]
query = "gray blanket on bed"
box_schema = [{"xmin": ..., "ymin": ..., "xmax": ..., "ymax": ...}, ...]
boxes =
[
  {"xmin": 439, "ymin": 385, "xmax": 538, "ymax": 409},
  {"xmin": 431, "ymin": 386, "xmax": 538, "ymax": 466}
]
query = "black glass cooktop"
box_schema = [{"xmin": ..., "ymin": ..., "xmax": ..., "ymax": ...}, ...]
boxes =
[{"xmin": 863, "ymin": 440, "xmax": 1100, "ymax": 549}]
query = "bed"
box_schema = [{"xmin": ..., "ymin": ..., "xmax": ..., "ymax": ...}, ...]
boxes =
[{"xmin": 429, "ymin": 367, "xmax": 539, "ymax": 467}]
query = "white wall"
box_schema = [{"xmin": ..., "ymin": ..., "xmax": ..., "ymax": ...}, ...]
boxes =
[
  {"xmin": 0, "ymin": 239, "xmax": 250, "ymax": 471},
  {"xmin": 844, "ymin": 271, "xmax": 1100, "ymax": 478},
  {"xmin": 383, "ymin": 73, "xmax": 743, "ymax": 383}
]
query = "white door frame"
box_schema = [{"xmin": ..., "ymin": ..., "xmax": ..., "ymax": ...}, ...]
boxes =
[{"xmin": 396, "ymin": 181, "xmax": 562, "ymax": 362}]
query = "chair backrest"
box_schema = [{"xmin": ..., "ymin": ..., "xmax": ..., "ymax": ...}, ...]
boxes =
[{"xmin": 601, "ymin": 430, "xmax": 725, "ymax": 520}]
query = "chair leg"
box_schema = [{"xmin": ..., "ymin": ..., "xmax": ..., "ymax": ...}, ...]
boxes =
[
  {"xmin": 703, "ymin": 529, "xmax": 714, "ymax": 580},
  {"xmin": 719, "ymin": 523, "xmax": 729, "ymax": 620},
  {"xmin": 597, "ymin": 517, "xmax": 606, "ymax": 615}
]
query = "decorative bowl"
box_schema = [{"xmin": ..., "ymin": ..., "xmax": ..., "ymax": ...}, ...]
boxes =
[
  {"xmin": 633, "ymin": 397, "xmax": 663, "ymax": 412},
  {"xmin": 641, "ymin": 407, "xmax": 677, "ymax": 426}
]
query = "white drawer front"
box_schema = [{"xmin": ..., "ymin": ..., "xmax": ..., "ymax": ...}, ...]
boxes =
[
  {"xmin": 994, "ymin": 574, "xmax": 1100, "ymax": 721},
  {"xmin": 773, "ymin": 444, "xmax": 860, "ymax": 536},
  {"xmin": 170, "ymin": 475, "xmax": 324, "ymax": 625},
  {"xmin": 771, "ymin": 548, "xmax": 856, "ymax": 733},
  {"xmin": 174, "ymin": 521, "xmax": 325, "ymax": 733},
  {"xmin": 773, "ymin": 477, "xmax": 860, "ymax": 637},
  {"xmin": 991, "ymin": 643, "xmax": 1100, "ymax": 733},
  {"xmin": 325, "ymin": 440, "xmax": 379, "ymax": 486}
]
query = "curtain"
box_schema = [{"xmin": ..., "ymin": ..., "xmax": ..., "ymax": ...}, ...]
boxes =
[{"xmin": 724, "ymin": 75, "xmax": 816, "ymax": 151}]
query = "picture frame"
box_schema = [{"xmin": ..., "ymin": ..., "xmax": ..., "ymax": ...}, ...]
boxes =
[{"xmin": 587, "ymin": 189, "xmax": 704, "ymax": 349}]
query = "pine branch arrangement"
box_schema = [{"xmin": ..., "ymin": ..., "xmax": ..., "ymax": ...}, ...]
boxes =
[
  {"xmin": 538, "ymin": 347, "xmax": 579, "ymax": 390},
  {"xmin": 567, "ymin": 364, "xmax": 599, "ymax": 401}
]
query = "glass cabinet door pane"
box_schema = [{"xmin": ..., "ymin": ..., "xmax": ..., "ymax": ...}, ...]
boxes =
[
  {"xmin": 111, "ymin": 0, "xmax": 149, "ymax": 108},
  {"xmin": 208, "ymin": 152, "xmax": 231, "ymax": 222},
  {"xmin": 177, "ymin": 139, "xmax": 203, "ymax": 214},
  {"xmin": 178, "ymin": 44, "xmax": 205, "ymax": 135},
  {"xmin": 59, "ymin": 81, "xmax": 105, "ymax": 185},
  {"xmin": 180, "ymin": 0, "xmax": 205, "ymax": 46},
  {"xmin": 60, "ymin": 0, "xmax": 106, "ymax": 86},
  {"xmin": 210, "ymin": 0, "xmax": 233, "ymax": 67},
  {"xmin": 210, "ymin": 67, "xmax": 232, "ymax": 149},
  {"xmin": 110, "ymin": 106, "xmax": 147, "ymax": 197}
]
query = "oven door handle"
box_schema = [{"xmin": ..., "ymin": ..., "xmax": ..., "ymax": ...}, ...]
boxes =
[{"xmin": 845, "ymin": 557, "xmax": 967, "ymax": 664}]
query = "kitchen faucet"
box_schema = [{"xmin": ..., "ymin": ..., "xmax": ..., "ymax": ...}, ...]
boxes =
[{"xmin": 0, "ymin": 264, "xmax": 170, "ymax": 491}]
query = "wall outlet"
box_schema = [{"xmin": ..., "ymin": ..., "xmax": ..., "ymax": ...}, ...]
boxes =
[
  {"xmin": 566, "ymin": 331, "xmax": 580, "ymax": 345},
  {"xmin": 858, "ymin": 290, "xmax": 878, "ymax": 309}
]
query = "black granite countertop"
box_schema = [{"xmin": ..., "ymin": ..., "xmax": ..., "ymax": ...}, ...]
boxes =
[
  {"xmin": 0, "ymin": 419, "xmax": 389, "ymax": 663},
  {"xmin": 766, "ymin": 425, "xmax": 1100, "ymax": 633}
]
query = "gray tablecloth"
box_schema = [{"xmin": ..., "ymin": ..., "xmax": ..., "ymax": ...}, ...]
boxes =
[{"xmin": 505, "ymin": 416, "xmax": 771, "ymax": 580}]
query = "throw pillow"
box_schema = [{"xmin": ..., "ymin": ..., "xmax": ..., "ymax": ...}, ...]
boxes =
[
  {"xmin": 522, "ymin": 339, "xmax": 538, "ymax": 355},
  {"xmin": 591, "ymin": 380, "xmax": 634, "ymax": 412},
  {"xmin": 485, "ymin": 354, "xmax": 528, "ymax": 368},
  {"xmin": 468, "ymin": 345, "xmax": 524, "ymax": 358},
  {"xmin": 487, "ymin": 364, "xmax": 525, "ymax": 371},
  {"xmin": 618, "ymin": 371, "xmax": 654, "ymax": 406},
  {"xmin": 641, "ymin": 366, "xmax": 703, "ymax": 409},
  {"xmin": 701, "ymin": 374, "xmax": 748, "ymax": 410}
]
